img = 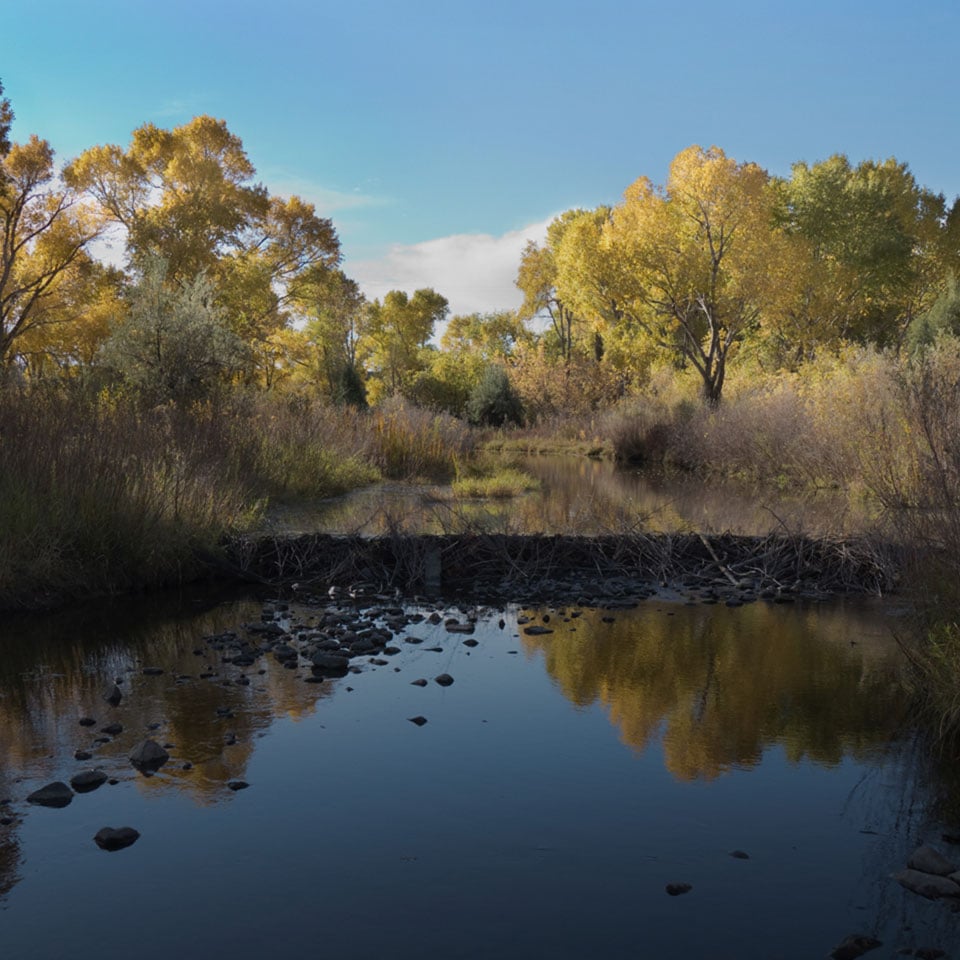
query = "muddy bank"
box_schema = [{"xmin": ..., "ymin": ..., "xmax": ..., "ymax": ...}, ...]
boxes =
[{"xmin": 221, "ymin": 532, "xmax": 899, "ymax": 604}]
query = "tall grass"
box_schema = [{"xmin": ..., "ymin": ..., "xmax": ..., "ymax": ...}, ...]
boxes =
[
  {"xmin": 0, "ymin": 386, "xmax": 399, "ymax": 609},
  {"xmin": 371, "ymin": 397, "xmax": 475, "ymax": 481}
]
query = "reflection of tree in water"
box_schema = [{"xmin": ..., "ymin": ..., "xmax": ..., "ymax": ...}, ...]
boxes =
[
  {"xmin": 0, "ymin": 586, "xmax": 343, "ymax": 889},
  {"xmin": 522, "ymin": 601, "xmax": 908, "ymax": 781}
]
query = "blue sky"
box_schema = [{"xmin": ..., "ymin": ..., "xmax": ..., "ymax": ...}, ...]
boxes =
[{"xmin": 5, "ymin": 0, "xmax": 959, "ymax": 314}]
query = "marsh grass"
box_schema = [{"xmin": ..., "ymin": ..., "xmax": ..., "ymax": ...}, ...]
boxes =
[
  {"xmin": 451, "ymin": 467, "xmax": 540, "ymax": 499},
  {"xmin": 372, "ymin": 398, "xmax": 475, "ymax": 481}
]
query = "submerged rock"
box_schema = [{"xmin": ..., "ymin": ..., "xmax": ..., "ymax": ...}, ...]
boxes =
[
  {"xmin": 434, "ymin": 674, "xmax": 455, "ymax": 687},
  {"xmin": 894, "ymin": 869, "xmax": 960, "ymax": 899},
  {"xmin": 27, "ymin": 782, "xmax": 73, "ymax": 808},
  {"xmin": 94, "ymin": 826, "xmax": 140, "ymax": 851},
  {"xmin": 829, "ymin": 934, "xmax": 881, "ymax": 960},
  {"xmin": 665, "ymin": 882, "xmax": 692, "ymax": 896},
  {"xmin": 70, "ymin": 769, "xmax": 108, "ymax": 793},
  {"xmin": 129, "ymin": 739, "xmax": 169, "ymax": 772},
  {"xmin": 908, "ymin": 845, "xmax": 956, "ymax": 876}
]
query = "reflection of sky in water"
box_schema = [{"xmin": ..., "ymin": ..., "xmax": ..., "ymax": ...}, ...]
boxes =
[
  {"xmin": 1, "ymin": 589, "xmax": 956, "ymax": 957},
  {"xmin": 263, "ymin": 458, "xmax": 879, "ymax": 537}
]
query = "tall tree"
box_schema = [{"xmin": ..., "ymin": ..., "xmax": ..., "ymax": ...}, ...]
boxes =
[
  {"xmin": 604, "ymin": 145, "xmax": 783, "ymax": 404},
  {"xmin": 515, "ymin": 211, "xmax": 592, "ymax": 362},
  {"xmin": 65, "ymin": 116, "xmax": 341, "ymax": 362},
  {"xmin": 358, "ymin": 288, "xmax": 448, "ymax": 399},
  {"xmin": 773, "ymin": 155, "xmax": 953, "ymax": 358},
  {"xmin": 1, "ymin": 127, "xmax": 104, "ymax": 368}
]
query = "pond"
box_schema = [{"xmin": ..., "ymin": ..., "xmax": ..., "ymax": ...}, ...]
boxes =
[
  {"xmin": 1, "ymin": 584, "xmax": 957, "ymax": 959},
  {"xmin": 264, "ymin": 456, "xmax": 877, "ymax": 537}
]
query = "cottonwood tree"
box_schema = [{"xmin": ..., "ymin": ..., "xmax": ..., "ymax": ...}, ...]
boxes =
[
  {"xmin": 773, "ymin": 155, "xmax": 955, "ymax": 359},
  {"xmin": 516, "ymin": 211, "xmax": 592, "ymax": 363},
  {"xmin": 358, "ymin": 288, "xmax": 448, "ymax": 401},
  {"xmin": 604, "ymin": 145, "xmax": 784, "ymax": 404},
  {"xmin": 0, "ymin": 83, "xmax": 104, "ymax": 369},
  {"xmin": 66, "ymin": 116, "xmax": 342, "ymax": 375}
]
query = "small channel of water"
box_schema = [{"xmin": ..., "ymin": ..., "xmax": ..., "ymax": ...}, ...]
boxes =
[
  {"xmin": 264, "ymin": 456, "xmax": 876, "ymax": 537},
  {"xmin": 0, "ymin": 585, "xmax": 957, "ymax": 959}
]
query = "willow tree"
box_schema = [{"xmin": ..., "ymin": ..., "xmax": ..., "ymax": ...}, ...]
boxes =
[{"xmin": 604, "ymin": 145, "xmax": 784, "ymax": 404}]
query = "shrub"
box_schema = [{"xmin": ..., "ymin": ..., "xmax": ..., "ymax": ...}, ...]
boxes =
[{"xmin": 466, "ymin": 366, "xmax": 525, "ymax": 427}]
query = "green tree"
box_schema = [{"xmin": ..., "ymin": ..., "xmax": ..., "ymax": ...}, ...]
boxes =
[
  {"xmin": 358, "ymin": 288, "xmax": 448, "ymax": 401},
  {"xmin": 466, "ymin": 365, "xmax": 524, "ymax": 426},
  {"xmin": 98, "ymin": 258, "xmax": 248, "ymax": 404},
  {"xmin": 773, "ymin": 155, "xmax": 952, "ymax": 358}
]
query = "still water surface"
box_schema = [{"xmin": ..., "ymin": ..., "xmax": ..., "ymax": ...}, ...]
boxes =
[
  {"xmin": 0, "ymin": 587, "xmax": 955, "ymax": 959},
  {"xmin": 265, "ymin": 456, "xmax": 875, "ymax": 537}
]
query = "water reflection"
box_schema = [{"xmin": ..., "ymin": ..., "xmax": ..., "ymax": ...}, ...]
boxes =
[
  {"xmin": 263, "ymin": 457, "xmax": 877, "ymax": 537},
  {"xmin": 519, "ymin": 601, "xmax": 906, "ymax": 781},
  {"xmin": 0, "ymin": 586, "xmax": 951, "ymax": 959}
]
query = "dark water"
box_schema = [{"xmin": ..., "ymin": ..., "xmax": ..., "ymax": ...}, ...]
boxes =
[
  {"xmin": 1, "ymin": 587, "xmax": 956, "ymax": 959},
  {"xmin": 264, "ymin": 456, "xmax": 875, "ymax": 537}
]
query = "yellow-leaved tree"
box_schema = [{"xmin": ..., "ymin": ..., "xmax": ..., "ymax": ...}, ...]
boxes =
[
  {"xmin": 604, "ymin": 145, "xmax": 787, "ymax": 404},
  {"xmin": 0, "ymin": 81, "xmax": 105, "ymax": 370}
]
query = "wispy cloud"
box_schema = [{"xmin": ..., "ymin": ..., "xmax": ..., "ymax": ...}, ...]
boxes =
[
  {"xmin": 347, "ymin": 217, "xmax": 554, "ymax": 317},
  {"xmin": 265, "ymin": 174, "xmax": 389, "ymax": 215}
]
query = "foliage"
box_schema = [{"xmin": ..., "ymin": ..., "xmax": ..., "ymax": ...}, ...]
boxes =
[
  {"xmin": 65, "ymin": 115, "xmax": 342, "ymax": 373},
  {"xmin": 451, "ymin": 467, "xmax": 539, "ymax": 498},
  {"xmin": 358, "ymin": 288, "xmax": 448, "ymax": 401},
  {"xmin": 465, "ymin": 365, "xmax": 525, "ymax": 427},
  {"xmin": 907, "ymin": 279, "xmax": 960, "ymax": 353},
  {"xmin": 98, "ymin": 258, "xmax": 248, "ymax": 404},
  {"xmin": 371, "ymin": 397, "xmax": 474, "ymax": 481},
  {"xmin": 0, "ymin": 127, "xmax": 104, "ymax": 367},
  {"xmin": 603, "ymin": 146, "xmax": 783, "ymax": 405}
]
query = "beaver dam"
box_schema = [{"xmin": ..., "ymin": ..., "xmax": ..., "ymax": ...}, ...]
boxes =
[{"xmin": 223, "ymin": 531, "xmax": 900, "ymax": 603}]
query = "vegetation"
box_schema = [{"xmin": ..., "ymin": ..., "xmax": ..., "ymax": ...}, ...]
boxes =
[{"xmin": 6, "ymin": 69, "xmax": 960, "ymax": 743}]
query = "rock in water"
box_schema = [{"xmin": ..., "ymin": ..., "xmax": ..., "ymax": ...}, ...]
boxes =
[
  {"xmin": 103, "ymin": 684, "xmax": 122, "ymax": 706},
  {"xmin": 829, "ymin": 934, "xmax": 882, "ymax": 960},
  {"xmin": 26, "ymin": 782, "xmax": 73, "ymax": 808},
  {"xmin": 129, "ymin": 739, "xmax": 170, "ymax": 771},
  {"xmin": 908, "ymin": 845, "xmax": 957, "ymax": 876},
  {"xmin": 894, "ymin": 869, "xmax": 960, "ymax": 899},
  {"xmin": 665, "ymin": 882, "xmax": 692, "ymax": 896},
  {"xmin": 434, "ymin": 674, "xmax": 454, "ymax": 687},
  {"xmin": 408, "ymin": 716, "xmax": 428, "ymax": 726},
  {"xmin": 70, "ymin": 769, "xmax": 109, "ymax": 793},
  {"xmin": 94, "ymin": 827, "xmax": 140, "ymax": 851},
  {"xmin": 227, "ymin": 780, "xmax": 249, "ymax": 791}
]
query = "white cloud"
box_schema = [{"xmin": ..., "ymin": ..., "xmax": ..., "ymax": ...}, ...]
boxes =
[
  {"xmin": 346, "ymin": 216, "xmax": 554, "ymax": 317},
  {"xmin": 265, "ymin": 174, "xmax": 388, "ymax": 215}
]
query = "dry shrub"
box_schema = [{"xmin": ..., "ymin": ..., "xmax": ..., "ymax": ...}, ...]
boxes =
[
  {"xmin": 509, "ymin": 343, "xmax": 626, "ymax": 421},
  {"xmin": 372, "ymin": 397, "xmax": 475, "ymax": 481}
]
